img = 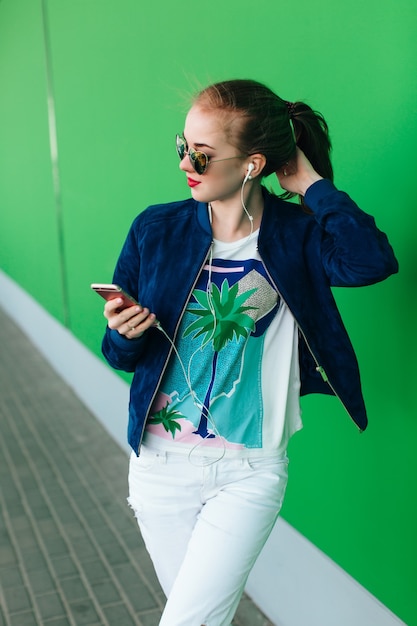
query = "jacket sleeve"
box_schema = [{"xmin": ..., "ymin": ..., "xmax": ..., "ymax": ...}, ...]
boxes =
[
  {"xmin": 101, "ymin": 215, "xmax": 149, "ymax": 372},
  {"xmin": 304, "ymin": 179, "xmax": 399, "ymax": 287},
  {"xmin": 102, "ymin": 326, "xmax": 149, "ymax": 372}
]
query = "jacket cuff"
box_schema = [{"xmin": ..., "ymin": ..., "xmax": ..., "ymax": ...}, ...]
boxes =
[
  {"xmin": 107, "ymin": 327, "xmax": 144, "ymax": 350},
  {"xmin": 304, "ymin": 179, "xmax": 337, "ymax": 209}
]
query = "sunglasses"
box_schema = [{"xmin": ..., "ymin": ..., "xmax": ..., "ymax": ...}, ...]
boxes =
[{"xmin": 176, "ymin": 134, "xmax": 245, "ymax": 175}]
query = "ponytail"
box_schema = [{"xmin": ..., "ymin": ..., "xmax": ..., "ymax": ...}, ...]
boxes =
[{"xmin": 280, "ymin": 101, "xmax": 333, "ymax": 206}]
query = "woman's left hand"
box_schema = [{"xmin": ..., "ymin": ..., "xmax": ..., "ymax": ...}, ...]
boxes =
[{"xmin": 276, "ymin": 147, "xmax": 323, "ymax": 196}]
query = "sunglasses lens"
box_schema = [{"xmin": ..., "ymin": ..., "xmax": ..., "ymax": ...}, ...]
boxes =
[
  {"xmin": 190, "ymin": 150, "xmax": 207, "ymax": 174},
  {"xmin": 176, "ymin": 135, "xmax": 186, "ymax": 159}
]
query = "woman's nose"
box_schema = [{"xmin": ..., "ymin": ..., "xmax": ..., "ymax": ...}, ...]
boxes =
[{"xmin": 179, "ymin": 154, "xmax": 192, "ymax": 172}]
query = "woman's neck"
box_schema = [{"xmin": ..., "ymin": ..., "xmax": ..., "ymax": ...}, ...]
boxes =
[{"xmin": 209, "ymin": 185, "xmax": 264, "ymax": 242}]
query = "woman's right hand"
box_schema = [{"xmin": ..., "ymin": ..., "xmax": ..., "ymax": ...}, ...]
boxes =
[{"xmin": 104, "ymin": 298, "xmax": 157, "ymax": 339}]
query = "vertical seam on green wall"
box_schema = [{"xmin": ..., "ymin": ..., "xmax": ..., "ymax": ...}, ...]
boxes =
[{"xmin": 41, "ymin": 0, "xmax": 70, "ymax": 328}]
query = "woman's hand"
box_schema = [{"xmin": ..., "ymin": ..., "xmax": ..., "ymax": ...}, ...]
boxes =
[
  {"xmin": 104, "ymin": 298, "xmax": 157, "ymax": 339},
  {"xmin": 276, "ymin": 147, "xmax": 323, "ymax": 196}
]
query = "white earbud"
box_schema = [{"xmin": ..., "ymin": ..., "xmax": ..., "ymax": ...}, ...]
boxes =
[{"xmin": 244, "ymin": 162, "xmax": 255, "ymax": 182}]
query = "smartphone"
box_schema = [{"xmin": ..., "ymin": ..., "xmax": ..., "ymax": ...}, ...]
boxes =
[{"xmin": 91, "ymin": 283, "xmax": 139, "ymax": 311}]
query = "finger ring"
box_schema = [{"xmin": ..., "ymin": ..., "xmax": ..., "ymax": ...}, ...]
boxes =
[{"xmin": 128, "ymin": 324, "xmax": 136, "ymax": 331}]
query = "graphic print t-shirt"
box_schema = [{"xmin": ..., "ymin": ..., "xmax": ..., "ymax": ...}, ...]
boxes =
[{"xmin": 143, "ymin": 230, "xmax": 302, "ymax": 458}]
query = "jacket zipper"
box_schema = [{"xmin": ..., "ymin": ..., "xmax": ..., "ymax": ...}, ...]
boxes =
[
  {"xmin": 137, "ymin": 243, "xmax": 214, "ymax": 453},
  {"xmin": 260, "ymin": 258, "xmax": 363, "ymax": 432}
]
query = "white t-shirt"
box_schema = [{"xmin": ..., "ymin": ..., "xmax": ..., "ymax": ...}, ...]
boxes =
[{"xmin": 143, "ymin": 230, "xmax": 302, "ymax": 458}]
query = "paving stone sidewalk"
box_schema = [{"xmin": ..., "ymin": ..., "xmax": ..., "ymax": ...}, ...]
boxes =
[{"xmin": 0, "ymin": 306, "xmax": 273, "ymax": 626}]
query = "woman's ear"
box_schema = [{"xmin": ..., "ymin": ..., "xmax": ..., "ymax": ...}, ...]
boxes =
[{"xmin": 245, "ymin": 154, "xmax": 267, "ymax": 178}]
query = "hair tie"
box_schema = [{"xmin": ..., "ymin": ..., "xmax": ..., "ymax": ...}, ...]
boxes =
[{"xmin": 285, "ymin": 101, "xmax": 296, "ymax": 118}]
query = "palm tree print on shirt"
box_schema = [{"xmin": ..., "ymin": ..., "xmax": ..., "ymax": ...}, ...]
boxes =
[
  {"xmin": 183, "ymin": 279, "xmax": 257, "ymax": 438},
  {"xmin": 147, "ymin": 402, "xmax": 186, "ymax": 438}
]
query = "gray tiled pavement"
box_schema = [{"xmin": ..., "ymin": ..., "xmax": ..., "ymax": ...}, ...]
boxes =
[{"xmin": 0, "ymin": 306, "xmax": 274, "ymax": 626}]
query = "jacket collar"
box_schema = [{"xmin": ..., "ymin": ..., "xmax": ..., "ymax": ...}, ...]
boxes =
[{"xmin": 195, "ymin": 186, "xmax": 287, "ymax": 240}]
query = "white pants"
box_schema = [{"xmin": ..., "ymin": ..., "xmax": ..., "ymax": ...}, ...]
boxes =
[{"xmin": 128, "ymin": 447, "xmax": 289, "ymax": 626}]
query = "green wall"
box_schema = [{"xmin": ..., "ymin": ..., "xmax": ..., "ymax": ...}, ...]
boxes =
[{"xmin": 1, "ymin": 1, "xmax": 416, "ymax": 623}]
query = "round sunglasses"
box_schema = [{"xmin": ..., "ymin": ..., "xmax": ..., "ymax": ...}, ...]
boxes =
[{"xmin": 176, "ymin": 134, "xmax": 245, "ymax": 175}]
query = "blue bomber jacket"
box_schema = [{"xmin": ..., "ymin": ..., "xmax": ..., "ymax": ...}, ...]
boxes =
[{"xmin": 102, "ymin": 179, "xmax": 398, "ymax": 454}]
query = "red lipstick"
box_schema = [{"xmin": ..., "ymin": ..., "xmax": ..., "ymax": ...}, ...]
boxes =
[{"xmin": 187, "ymin": 178, "xmax": 200, "ymax": 188}]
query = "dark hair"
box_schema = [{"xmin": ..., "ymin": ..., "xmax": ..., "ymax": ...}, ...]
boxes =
[{"xmin": 194, "ymin": 79, "xmax": 333, "ymax": 204}]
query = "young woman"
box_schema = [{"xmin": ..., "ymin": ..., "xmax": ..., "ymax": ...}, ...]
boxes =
[{"xmin": 101, "ymin": 79, "xmax": 398, "ymax": 625}]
